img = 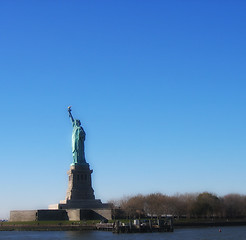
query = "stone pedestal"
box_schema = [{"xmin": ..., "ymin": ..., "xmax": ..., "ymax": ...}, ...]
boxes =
[
  {"xmin": 49, "ymin": 163, "xmax": 109, "ymax": 210},
  {"xmin": 66, "ymin": 163, "xmax": 95, "ymax": 200}
]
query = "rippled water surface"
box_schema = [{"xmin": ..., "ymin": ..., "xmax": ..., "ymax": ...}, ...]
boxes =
[{"xmin": 1, "ymin": 226, "xmax": 246, "ymax": 240}]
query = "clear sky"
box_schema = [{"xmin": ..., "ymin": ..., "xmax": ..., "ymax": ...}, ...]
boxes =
[{"xmin": 0, "ymin": 0, "xmax": 246, "ymax": 219}]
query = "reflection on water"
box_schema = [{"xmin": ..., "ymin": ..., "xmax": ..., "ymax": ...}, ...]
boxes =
[{"xmin": 1, "ymin": 226, "xmax": 246, "ymax": 240}]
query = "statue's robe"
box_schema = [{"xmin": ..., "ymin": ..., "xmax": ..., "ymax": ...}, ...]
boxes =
[{"xmin": 72, "ymin": 122, "xmax": 86, "ymax": 164}]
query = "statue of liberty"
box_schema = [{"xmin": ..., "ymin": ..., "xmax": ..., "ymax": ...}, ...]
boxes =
[{"xmin": 68, "ymin": 106, "xmax": 86, "ymax": 165}]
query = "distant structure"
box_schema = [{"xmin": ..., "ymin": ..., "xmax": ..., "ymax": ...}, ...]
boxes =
[{"xmin": 10, "ymin": 107, "xmax": 111, "ymax": 221}]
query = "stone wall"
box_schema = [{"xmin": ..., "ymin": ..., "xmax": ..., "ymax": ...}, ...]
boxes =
[
  {"xmin": 10, "ymin": 208, "xmax": 112, "ymax": 221},
  {"xmin": 67, "ymin": 209, "xmax": 112, "ymax": 221},
  {"xmin": 92, "ymin": 209, "xmax": 112, "ymax": 220},
  {"xmin": 37, "ymin": 210, "xmax": 68, "ymax": 221},
  {"xmin": 10, "ymin": 210, "xmax": 37, "ymax": 221},
  {"xmin": 67, "ymin": 209, "xmax": 80, "ymax": 221}
]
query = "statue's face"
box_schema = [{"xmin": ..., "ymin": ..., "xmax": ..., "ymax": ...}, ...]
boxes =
[{"xmin": 75, "ymin": 120, "xmax": 81, "ymax": 126}]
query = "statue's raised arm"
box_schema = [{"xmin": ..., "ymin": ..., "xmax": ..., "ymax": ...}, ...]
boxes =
[{"xmin": 68, "ymin": 106, "xmax": 74, "ymax": 123}]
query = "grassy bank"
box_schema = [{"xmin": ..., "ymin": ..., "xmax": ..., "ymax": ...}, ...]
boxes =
[
  {"xmin": 1, "ymin": 218, "xmax": 246, "ymax": 231},
  {"xmin": 173, "ymin": 218, "xmax": 246, "ymax": 227},
  {"xmin": 0, "ymin": 220, "xmax": 101, "ymax": 226},
  {"xmin": 0, "ymin": 220, "xmax": 100, "ymax": 231}
]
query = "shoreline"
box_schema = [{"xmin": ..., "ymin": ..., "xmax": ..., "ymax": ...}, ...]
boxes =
[
  {"xmin": 0, "ymin": 225, "xmax": 96, "ymax": 231},
  {"xmin": 174, "ymin": 221, "xmax": 246, "ymax": 228},
  {"xmin": 1, "ymin": 219, "xmax": 246, "ymax": 231}
]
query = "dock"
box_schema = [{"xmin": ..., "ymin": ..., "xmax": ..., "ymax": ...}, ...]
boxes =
[{"xmin": 96, "ymin": 218, "xmax": 174, "ymax": 233}]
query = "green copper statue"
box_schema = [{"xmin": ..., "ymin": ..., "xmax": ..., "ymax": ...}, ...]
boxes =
[{"xmin": 68, "ymin": 106, "xmax": 86, "ymax": 165}]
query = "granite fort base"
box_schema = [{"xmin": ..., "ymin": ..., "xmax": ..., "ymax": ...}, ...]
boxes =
[
  {"xmin": 10, "ymin": 164, "xmax": 111, "ymax": 221},
  {"xmin": 10, "ymin": 209, "xmax": 111, "ymax": 221}
]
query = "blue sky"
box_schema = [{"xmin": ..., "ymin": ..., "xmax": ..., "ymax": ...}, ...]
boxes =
[{"xmin": 0, "ymin": 0, "xmax": 246, "ymax": 219}]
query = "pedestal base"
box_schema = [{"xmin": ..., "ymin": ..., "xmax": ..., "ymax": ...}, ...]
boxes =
[
  {"xmin": 66, "ymin": 164, "xmax": 95, "ymax": 200},
  {"xmin": 48, "ymin": 199, "xmax": 109, "ymax": 210}
]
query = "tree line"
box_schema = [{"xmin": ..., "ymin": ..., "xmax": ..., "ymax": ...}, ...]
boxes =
[{"xmin": 109, "ymin": 192, "xmax": 246, "ymax": 219}]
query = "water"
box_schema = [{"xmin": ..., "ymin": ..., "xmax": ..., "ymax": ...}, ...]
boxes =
[{"xmin": 0, "ymin": 226, "xmax": 246, "ymax": 240}]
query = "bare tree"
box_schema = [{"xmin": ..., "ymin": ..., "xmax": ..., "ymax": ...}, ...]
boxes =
[
  {"xmin": 222, "ymin": 194, "xmax": 246, "ymax": 218},
  {"xmin": 109, "ymin": 192, "xmax": 246, "ymax": 220},
  {"xmin": 119, "ymin": 195, "xmax": 145, "ymax": 219}
]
